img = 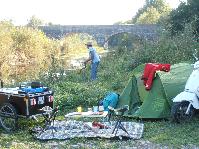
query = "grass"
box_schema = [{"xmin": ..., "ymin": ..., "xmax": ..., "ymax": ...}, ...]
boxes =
[
  {"xmin": 143, "ymin": 116, "xmax": 199, "ymax": 147},
  {"xmin": 0, "ymin": 114, "xmax": 199, "ymax": 148},
  {"xmin": 1, "ymin": 64, "xmax": 199, "ymax": 148},
  {"xmin": 1, "ymin": 59, "xmax": 199, "ymax": 148}
]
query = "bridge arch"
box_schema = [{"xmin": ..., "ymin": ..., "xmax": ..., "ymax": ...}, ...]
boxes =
[
  {"xmin": 103, "ymin": 31, "xmax": 143, "ymax": 49},
  {"xmin": 40, "ymin": 24, "xmax": 158, "ymax": 47}
]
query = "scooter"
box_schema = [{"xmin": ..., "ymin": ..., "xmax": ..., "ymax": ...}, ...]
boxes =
[{"xmin": 171, "ymin": 49, "xmax": 199, "ymax": 123}]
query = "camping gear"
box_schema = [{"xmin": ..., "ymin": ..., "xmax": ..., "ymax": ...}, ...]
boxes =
[
  {"xmin": 108, "ymin": 105, "xmax": 130, "ymax": 136},
  {"xmin": 141, "ymin": 63, "xmax": 171, "ymax": 90},
  {"xmin": 101, "ymin": 92, "xmax": 119, "ymax": 111},
  {"xmin": 65, "ymin": 111, "xmax": 109, "ymax": 124},
  {"xmin": 98, "ymin": 106, "xmax": 104, "ymax": 112},
  {"xmin": 92, "ymin": 121, "xmax": 109, "ymax": 129},
  {"xmin": 39, "ymin": 106, "xmax": 59, "ymax": 132},
  {"xmin": 88, "ymin": 108, "xmax": 92, "ymax": 112},
  {"xmin": 93, "ymin": 106, "xmax": 98, "ymax": 112},
  {"xmin": 77, "ymin": 106, "xmax": 82, "ymax": 112},
  {"xmin": 31, "ymin": 82, "xmax": 43, "ymax": 88},
  {"xmin": 171, "ymin": 50, "xmax": 199, "ymax": 123},
  {"xmin": 31, "ymin": 120, "xmax": 144, "ymax": 140},
  {"xmin": 0, "ymin": 82, "xmax": 54, "ymax": 132},
  {"xmin": 116, "ymin": 63, "xmax": 193, "ymax": 118}
]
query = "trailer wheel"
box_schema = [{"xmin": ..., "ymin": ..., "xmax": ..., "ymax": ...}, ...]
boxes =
[{"xmin": 0, "ymin": 103, "xmax": 18, "ymax": 132}]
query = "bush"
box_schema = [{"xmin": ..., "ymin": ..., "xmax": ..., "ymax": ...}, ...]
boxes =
[
  {"xmin": 134, "ymin": 25, "xmax": 199, "ymax": 64},
  {"xmin": 51, "ymin": 81, "xmax": 108, "ymax": 110}
]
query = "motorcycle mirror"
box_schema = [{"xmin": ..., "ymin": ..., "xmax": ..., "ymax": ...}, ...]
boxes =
[{"xmin": 193, "ymin": 49, "xmax": 198, "ymax": 61}]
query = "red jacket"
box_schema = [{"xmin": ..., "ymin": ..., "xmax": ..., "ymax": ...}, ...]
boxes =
[{"xmin": 141, "ymin": 63, "xmax": 171, "ymax": 90}]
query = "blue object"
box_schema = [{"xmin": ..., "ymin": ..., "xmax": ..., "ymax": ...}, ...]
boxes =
[
  {"xmin": 89, "ymin": 47, "xmax": 100, "ymax": 63},
  {"xmin": 91, "ymin": 62, "xmax": 99, "ymax": 80},
  {"xmin": 21, "ymin": 87, "xmax": 46, "ymax": 93},
  {"xmin": 89, "ymin": 47, "xmax": 100, "ymax": 81},
  {"xmin": 102, "ymin": 92, "xmax": 119, "ymax": 111}
]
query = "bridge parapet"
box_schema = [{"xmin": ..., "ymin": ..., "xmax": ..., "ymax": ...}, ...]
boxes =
[{"xmin": 39, "ymin": 24, "xmax": 158, "ymax": 46}]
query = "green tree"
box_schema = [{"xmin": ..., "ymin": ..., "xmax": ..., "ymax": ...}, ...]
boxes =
[
  {"xmin": 60, "ymin": 33, "xmax": 104, "ymax": 64},
  {"xmin": 27, "ymin": 15, "xmax": 43, "ymax": 28},
  {"xmin": 132, "ymin": 0, "xmax": 171, "ymax": 24},
  {"xmin": 136, "ymin": 6, "xmax": 161, "ymax": 24},
  {"xmin": 0, "ymin": 21, "xmax": 14, "ymax": 81},
  {"xmin": 167, "ymin": 0, "xmax": 199, "ymax": 36}
]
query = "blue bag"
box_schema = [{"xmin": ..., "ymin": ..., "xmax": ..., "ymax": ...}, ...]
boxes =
[
  {"xmin": 21, "ymin": 87, "xmax": 46, "ymax": 93},
  {"xmin": 102, "ymin": 92, "xmax": 119, "ymax": 111}
]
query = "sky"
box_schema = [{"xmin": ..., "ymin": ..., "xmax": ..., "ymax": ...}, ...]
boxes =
[{"xmin": 0, "ymin": 0, "xmax": 183, "ymax": 25}]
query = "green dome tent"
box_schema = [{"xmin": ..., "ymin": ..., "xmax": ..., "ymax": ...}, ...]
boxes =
[{"xmin": 116, "ymin": 63, "xmax": 193, "ymax": 118}]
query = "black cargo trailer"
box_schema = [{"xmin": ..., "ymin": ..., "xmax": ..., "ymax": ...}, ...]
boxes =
[{"xmin": 0, "ymin": 82, "xmax": 54, "ymax": 132}]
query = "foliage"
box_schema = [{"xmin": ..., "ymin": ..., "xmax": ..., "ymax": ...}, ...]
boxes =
[
  {"xmin": 108, "ymin": 33, "xmax": 137, "ymax": 50},
  {"xmin": 0, "ymin": 21, "xmax": 60, "ymax": 83},
  {"xmin": 60, "ymin": 33, "xmax": 104, "ymax": 67},
  {"xmin": 134, "ymin": 25, "xmax": 199, "ymax": 64},
  {"xmin": 0, "ymin": 21, "xmax": 14, "ymax": 80},
  {"xmin": 166, "ymin": 0, "xmax": 199, "ymax": 36},
  {"xmin": 27, "ymin": 15, "xmax": 44, "ymax": 28},
  {"xmin": 136, "ymin": 6, "xmax": 161, "ymax": 24},
  {"xmin": 0, "ymin": 24, "xmax": 106, "ymax": 84},
  {"xmin": 52, "ymin": 81, "xmax": 108, "ymax": 109},
  {"xmin": 132, "ymin": 0, "xmax": 171, "ymax": 24}
]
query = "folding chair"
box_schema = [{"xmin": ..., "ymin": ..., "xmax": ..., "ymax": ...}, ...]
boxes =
[
  {"xmin": 39, "ymin": 106, "xmax": 59, "ymax": 133},
  {"xmin": 108, "ymin": 105, "xmax": 129, "ymax": 136}
]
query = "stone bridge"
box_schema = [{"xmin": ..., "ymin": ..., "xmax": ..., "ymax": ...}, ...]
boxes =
[{"xmin": 40, "ymin": 24, "xmax": 158, "ymax": 46}]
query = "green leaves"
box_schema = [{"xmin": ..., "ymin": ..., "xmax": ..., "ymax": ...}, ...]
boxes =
[
  {"xmin": 132, "ymin": 0, "xmax": 171, "ymax": 24},
  {"xmin": 0, "ymin": 22, "xmax": 61, "ymax": 83},
  {"xmin": 52, "ymin": 81, "xmax": 107, "ymax": 109},
  {"xmin": 167, "ymin": 0, "xmax": 199, "ymax": 36}
]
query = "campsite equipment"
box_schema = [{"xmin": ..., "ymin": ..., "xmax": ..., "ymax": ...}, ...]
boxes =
[
  {"xmin": 116, "ymin": 63, "xmax": 193, "ymax": 118},
  {"xmin": 31, "ymin": 104, "xmax": 71, "ymax": 136},
  {"xmin": 108, "ymin": 105, "xmax": 130, "ymax": 136},
  {"xmin": 0, "ymin": 82, "xmax": 54, "ymax": 132},
  {"xmin": 92, "ymin": 121, "xmax": 109, "ymax": 129},
  {"xmin": 39, "ymin": 106, "xmax": 58, "ymax": 129},
  {"xmin": 88, "ymin": 108, "xmax": 92, "ymax": 112},
  {"xmin": 171, "ymin": 49, "xmax": 199, "ymax": 123},
  {"xmin": 33, "ymin": 120, "xmax": 144, "ymax": 140},
  {"xmin": 99, "ymin": 106, "xmax": 104, "ymax": 112},
  {"xmin": 141, "ymin": 63, "xmax": 171, "ymax": 90},
  {"xmin": 101, "ymin": 92, "xmax": 120, "ymax": 111},
  {"xmin": 93, "ymin": 106, "xmax": 98, "ymax": 112},
  {"xmin": 77, "ymin": 106, "xmax": 82, "ymax": 112}
]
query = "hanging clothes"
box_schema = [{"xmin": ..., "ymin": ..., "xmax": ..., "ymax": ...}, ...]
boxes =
[{"xmin": 141, "ymin": 63, "xmax": 171, "ymax": 90}]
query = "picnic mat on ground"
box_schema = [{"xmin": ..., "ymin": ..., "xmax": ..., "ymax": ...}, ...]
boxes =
[{"xmin": 31, "ymin": 120, "xmax": 144, "ymax": 140}]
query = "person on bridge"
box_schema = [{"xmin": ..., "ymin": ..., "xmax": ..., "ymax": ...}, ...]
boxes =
[{"xmin": 84, "ymin": 42, "xmax": 100, "ymax": 81}]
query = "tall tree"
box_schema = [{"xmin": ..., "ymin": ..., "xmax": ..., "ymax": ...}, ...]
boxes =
[
  {"xmin": 27, "ymin": 15, "xmax": 43, "ymax": 28},
  {"xmin": 132, "ymin": 0, "xmax": 171, "ymax": 24},
  {"xmin": 167, "ymin": 0, "xmax": 199, "ymax": 35},
  {"xmin": 136, "ymin": 7, "xmax": 160, "ymax": 24}
]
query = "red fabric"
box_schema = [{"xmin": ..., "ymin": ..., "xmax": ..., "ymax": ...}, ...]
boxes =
[
  {"xmin": 92, "ymin": 121, "xmax": 109, "ymax": 129},
  {"xmin": 141, "ymin": 63, "xmax": 171, "ymax": 90}
]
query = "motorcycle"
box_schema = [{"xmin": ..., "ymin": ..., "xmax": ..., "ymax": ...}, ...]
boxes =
[{"xmin": 171, "ymin": 49, "xmax": 199, "ymax": 123}]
